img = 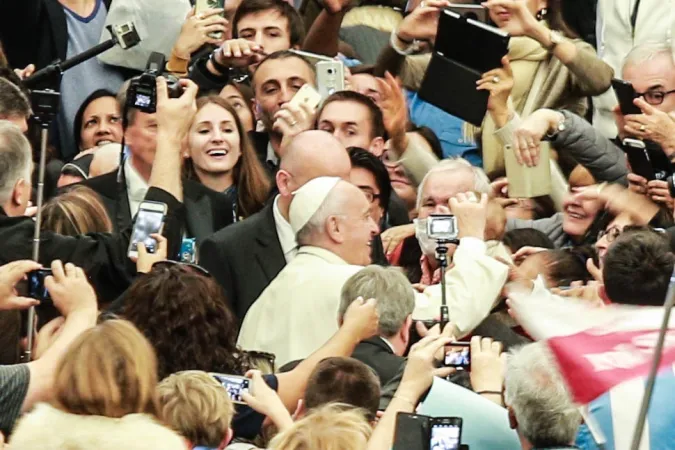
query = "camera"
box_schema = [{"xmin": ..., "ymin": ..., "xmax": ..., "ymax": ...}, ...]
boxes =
[
  {"xmin": 427, "ymin": 214, "xmax": 459, "ymax": 241},
  {"xmin": 107, "ymin": 22, "xmax": 141, "ymax": 50},
  {"xmin": 126, "ymin": 52, "xmax": 183, "ymax": 114}
]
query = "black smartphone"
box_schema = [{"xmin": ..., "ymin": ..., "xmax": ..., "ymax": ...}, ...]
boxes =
[
  {"xmin": 444, "ymin": 342, "xmax": 471, "ymax": 371},
  {"xmin": 430, "ymin": 417, "xmax": 463, "ymax": 450},
  {"xmin": 393, "ymin": 412, "xmax": 431, "ymax": 450},
  {"xmin": 210, "ymin": 373, "xmax": 250, "ymax": 404},
  {"xmin": 623, "ymin": 138, "xmax": 674, "ymax": 181},
  {"xmin": 28, "ymin": 269, "xmax": 53, "ymax": 305},
  {"xmin": 612, "ymin": 79, "xmax": 641, "ymax": 115}
]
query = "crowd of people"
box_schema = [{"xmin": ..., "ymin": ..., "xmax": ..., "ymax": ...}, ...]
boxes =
[{"xmin": 0, "ymin": 0, "xmax": 674, "ymax": 448}]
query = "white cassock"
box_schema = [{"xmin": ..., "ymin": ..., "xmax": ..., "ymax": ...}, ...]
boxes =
[{"xmin": 237, "ymin": 246, "xmax": 363, "ymax": 367}]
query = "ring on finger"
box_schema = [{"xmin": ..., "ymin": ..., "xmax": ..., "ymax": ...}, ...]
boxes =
[
  {"xmin": 290, "ymin": 120, "xmax": 298, "ymax": 127},
  {"xmin": 640, "ymin": 124, "xmax": 646, "ymax": 132},
  {"xmin": 492, "ymin": 76, "xmax": 500, "ymax": 84}
]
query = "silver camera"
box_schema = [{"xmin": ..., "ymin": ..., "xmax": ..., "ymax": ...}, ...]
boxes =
[
  {"xmin": 427, "ymin": 214, "xmax": 459, "ymax": 241},
  {"xmin": 108, "ymin": 22, "xmax": 141, "ymax": 50}
]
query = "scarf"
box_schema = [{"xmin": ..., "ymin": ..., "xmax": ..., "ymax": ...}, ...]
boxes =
[{"xmin": 465, "ymin": 25, "xmax": 550, "ymax": 175}]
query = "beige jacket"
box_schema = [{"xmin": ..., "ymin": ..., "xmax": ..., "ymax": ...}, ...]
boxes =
[{"xmin": 10, "ymin": 403, "xmax": 187, "ymax": 450}]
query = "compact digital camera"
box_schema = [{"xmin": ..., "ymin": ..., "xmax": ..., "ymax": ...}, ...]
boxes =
[{"xmin": 426, "ymin": 214, "xmax": 459, "ymax": 241}]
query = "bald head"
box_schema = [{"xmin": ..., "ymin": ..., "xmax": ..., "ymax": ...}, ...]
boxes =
[
  {"xmin": 89, "ymin": 143, "xmax": 122, "ymax": 178},
  {"xmin": 276, "ymin": 131, "xmax": 351, "ymax": 199}
]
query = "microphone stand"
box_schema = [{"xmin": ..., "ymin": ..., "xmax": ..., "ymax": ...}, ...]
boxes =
[
  {"xmin": 629, "ymin": 268, "xmax": 675, "ymax": 450},
  {"xmin": 20, "ymin": 29, "xmax": 131, "ymax": 362}
]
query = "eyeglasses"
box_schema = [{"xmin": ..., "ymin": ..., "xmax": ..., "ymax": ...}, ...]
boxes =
[
  {"xmin": 635, "ymin": 89, "xmax": 675, "ymax": 106},
  {"xmin": 151, "ymin": 260, "xmax": 212, "ymax": 277},
  {"xmin": 597, "ymin": 225, "xmax": 654, "ymax": 243},
  {"xmin": 358, "ymin": 186, "xmax": 382, "ymax": 203}
]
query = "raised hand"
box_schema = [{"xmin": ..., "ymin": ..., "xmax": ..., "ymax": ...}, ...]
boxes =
[
  {"xmin": 624, "ymin": 98, "xmax": 675, "ymax": 155},
  {"xmin": 376, "ymin": 72, "xmax": 409, "ymax": 145},
  {"xmin": 44, "ymin": 260, "xmax": 97, "ymax": 317},
  {"xmin": 341, "ymin": 296, "xmax": 379, "ymax": 342},
  {"xmin": 212, "ymin": 39, "xmax": 266, "ymax": 70},
  {"xmin": 156, "ymin": 77, "xmax": 199, "ymax": 141},
  {"xmin": 481, "ymin": 0, "xmax": 540, "ymax": 37},
  {"xmin": 477, "ymin": 56, "xmax": 514, "ymax": 126},
  {"xmin": 0, "ymin": 260, "xmax": 41, "ymax": 310},
  {"xmin": 173, "ymin": 8, "xmax": 228, "ymax": 59},
  {"xmin": 450, "ymin": 192, "xmax": 489, "ymax": 240},
  {"xmin": 512, "ymin": 109, "xmax": 563, "ymax": 166},
  {"xmin": 396, "ymin": 0, "xmax": 451, "ymax": 44}
]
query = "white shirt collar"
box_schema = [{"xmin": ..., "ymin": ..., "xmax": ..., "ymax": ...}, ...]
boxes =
[
  {"xmin": 124, "ymin": 158, "xmax": 149, "ymax": 217},
  {"xmin": 266, "ymin": 142, "xmax": 279, "ymax": 166},
  {"xmin": 272, "ymin": 195, "xmax": 297, "ymax": 262},
  {"xmin": 379, "ymin": 336, "xmax": 396, "ymax": 353}
]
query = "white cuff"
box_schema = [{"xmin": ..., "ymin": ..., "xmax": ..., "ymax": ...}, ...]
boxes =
[{"xmin": 457, "ymin": 237, "xmax": 487, "ymax": 254}]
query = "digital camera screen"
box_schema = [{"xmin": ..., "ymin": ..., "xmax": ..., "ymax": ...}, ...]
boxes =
[
  {"xmin": 212, "ymin": 374, "xmax": 250, "ymax": 403},
  {"xmin": 430, "ymin": 423, "xmax": 460, "ymax": 450},
  {"xmin": 444, "ymin": 345, "xmax": 470, "ymax": 370},
  {"xmin": 430, "ymin": 218, "xmax": 455, "ymax": 234},
  {"xmin": 130, "ymin": 209, "xmax": 164, "ymax": 252},
  {"xmin": 134, "ymin": 93, "xmax": 152, "ymax": 108}
]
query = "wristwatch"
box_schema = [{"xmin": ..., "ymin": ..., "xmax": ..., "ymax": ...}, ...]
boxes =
[
  {"xmin": 546, "ymin": 111, "xmax": 567, "ymax": 139},
  {"xmin": 390, "ymin": 29, "xmax": 420, "ymax": 56},
  {"xmin": 545, "ymin": 30, "xmax": 564, "ymax": 51},
  {"xmin": 209, "ymin": 49, "xmax": 230, "ymax": 75}
]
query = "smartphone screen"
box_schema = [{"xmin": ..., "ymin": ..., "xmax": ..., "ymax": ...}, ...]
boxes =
[
  {"xmin": 430, "ymin": 419, "xmax": 462, "ymax": 450},
  {"xmin": 393, "ymin": 412, "xmax": 430, "ymax": 450},
  {"xmin": 28, "ymin": 269, "xmax": 53, "ymax": 304},
  {"xmin": 129, "ymin": 208, "xmax": 165, "ymax": 255},
  {"xmin": 211, "ymin": 374, "xmax": 250, "ymax": 404},
  {"xmin": 444, "ymin": 343, "xmax": 471, "ymax": 371}
]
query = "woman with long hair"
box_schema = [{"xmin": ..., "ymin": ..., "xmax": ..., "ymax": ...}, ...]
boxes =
[
  {"xmin": 184, "ymin": 95, "xmax": 270, "ymax": 220},
  {"xmin": 9, "ymin": 320, "xmax": 186, "ymax": 450}
]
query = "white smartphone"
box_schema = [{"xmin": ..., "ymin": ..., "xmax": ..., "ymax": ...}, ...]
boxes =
[
  {"xmin": 127, "ymin": 201, "xmax": 167, "ymax": 259},
  {"xmin": 288, "ymin": 49, "xmax": 334, "ymax": 65},
  {"xmin": 195, "ymin": 0, "xmax": 226, "ymax": 40},
  {"xmin": 289, "ymin": 83, "xmax": 322, "ymax": 110},
  {"xmin": 316, "ymin": 60, "xmax": 345, "ymax": 100},
  {"xmin": 210, "ymin": 373, "xmax": 251, "ymax": 404}
]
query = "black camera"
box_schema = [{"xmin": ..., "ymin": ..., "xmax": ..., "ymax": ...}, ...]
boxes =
[{"xmin": 126, "ymin": 52, "xmax": 183, "ymax": 114}]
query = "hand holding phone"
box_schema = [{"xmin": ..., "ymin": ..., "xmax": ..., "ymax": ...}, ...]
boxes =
[
  {"xmin": 210, "ymin": 373, "xmax": 251, "ymax": 404},
  {"xmin": 128, "ymin": 202, "xmax": 167, "ymax": 259},
  {"xmin": 443, "ymin": 342, "xmax": 471, "ymax": 370},
  {"xmin": 194, "ymin": 0, "xmax": 227, "ymax": 40},
  {"xmin": 273, "ymin": 84, "xmax": 319, "ymax": 139},
  {"xmin": 0, "ymin": 260, "xmax": 41, "ymax": 311},
  {"xmin": 612, "ymin": 79, "xmax": 641, "ymax": 116}
]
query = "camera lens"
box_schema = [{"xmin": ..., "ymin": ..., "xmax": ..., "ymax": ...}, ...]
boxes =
[{"xmin": 327, "ymin": 69, "xmax": 334, "ymax": 75}]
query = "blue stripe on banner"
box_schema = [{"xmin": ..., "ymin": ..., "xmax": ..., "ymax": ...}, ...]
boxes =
[{"xmin": 642, "ymin": 368, "xmax": 675, "ymax": 450}]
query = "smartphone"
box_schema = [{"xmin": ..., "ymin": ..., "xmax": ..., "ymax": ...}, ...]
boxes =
[
  {"xmin": 127, "ymin": 201, "xmax": 167, "ymax": 259},
  {"xmin": 210, "ymin": 373, "xmax": 251, "ymax": 404},
  {"xmin": 430, "ymin": 417, "xmax": 463, "ymax": 450},
  {"xmin": 195, "ymin": 0, "xmax": 226, "ymax": 40},
  {"xmin": 180, "ymin": 238, "xmax": 197, "ymax": 264},
  {"xmin": 316, "ymin": 60, "xmax": 345, "ymax": 100},
  {"xmin": 444, "ymin": 342, "xmax": 471, "ymax": 371},
  {"xmin": 28, "ymin": 269, "xmax": 53, "ymax": 305},
  {"xmin": 446, "ymin": 4, "xmax": 488, "ymax": 23},
  {"xmin": 622, "ymin": 138, "xmax": 674, "ymax": 181},
  {"xmin": 288, "ymin": 83, "xmax": 322, "ymax": 110},
  {"xmin": 393, "ymin": 412, "xmax": 431, "ymax": 450},
  {"xmin": 612, "ymin": 79, "xmax": 641, "ymax": 115}
]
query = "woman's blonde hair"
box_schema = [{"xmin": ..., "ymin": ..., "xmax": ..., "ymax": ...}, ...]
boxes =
[
  {"xmin": 157, "ymin": 371, "xmax": 235, "ymax": 448},
  {"xmin": 269, "ymin": 404, "xmax": 372, "ymax": 450},
  {"xmin": 41, "ymin": 185, "xmax": 113, "ymax": 235},
  {"xmin": 52, "ymin": 319, "xmax": 161, "ymax": 418}
]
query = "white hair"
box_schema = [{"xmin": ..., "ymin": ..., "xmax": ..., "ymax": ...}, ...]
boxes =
[
  {"xmin": 504, "ymin": 343, "xmax": 581, "ymax": 448},
  {"xmin": 622, "ymin": 41, "xmax": 675, "ymax": 77},
  {"xmin": 416, "ymin": 158, "xmax": 491, "ymax": 211},
  {"xmin": 296, "ymin": 186, "xmax": 346, "ymax": 246},
  {"xmin": 0, "ymin": 121, "xmax": 32, "ymax": 205}
]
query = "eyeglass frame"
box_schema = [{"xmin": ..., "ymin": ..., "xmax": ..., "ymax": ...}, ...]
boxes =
[
  {"xmin": 633, "ymin": 88, "xmax": 675, "ymax": 106},
  {"xmin": 596, "ymin": 224, "xmax": 661, "ymax": 243}
]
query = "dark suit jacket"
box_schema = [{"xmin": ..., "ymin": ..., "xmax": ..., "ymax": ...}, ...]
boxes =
[
  {"xmin": 80, "ymin": 170, "xmax": 234, "ymax": 245},
  {"xmin": 199, "ymin": 202, "xmax": 286, "ymax": 321},
  {"xmin": 351, "ymin": 337, "xmax": 405, "ymax": 387}
]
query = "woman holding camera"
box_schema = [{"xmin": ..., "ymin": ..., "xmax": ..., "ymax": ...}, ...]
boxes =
[
  {"xmin": 184, "ymin": 95, "xmax": 271, "ymax": 221},
  {"xmin": 384, "ymin": 0, "xmax": 613, "ymax": 174}
]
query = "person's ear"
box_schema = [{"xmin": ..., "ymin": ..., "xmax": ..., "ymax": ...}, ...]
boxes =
[
  {"xmin": 369, "ymin": 137, "xmax": 385, "ymax": 158},
  {"xmin": 12, "ymin": 178, "xmax": 28, "ymax": 207},
  {"xmin": 217, "ymin": 428, "xmax": 234, "ymax": 449},
  {"xmin": 326, "ymin": 216, "xmax": 345, "ymax": 243},
  {"xmin": 276, "ymin": 169, "xmax": 291, "ymax": 196},
  {"xmin": 401, "ymin": 314, "xmax": 413, "ymax": 347},
  {"xmin": 507, "ymin": 406, "xmax": 517, "ymax": 430}
]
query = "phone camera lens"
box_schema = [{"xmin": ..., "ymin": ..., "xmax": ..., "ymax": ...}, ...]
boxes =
[{"xmin": 327, "ymin": 69, "xmax": 334, "ymax": 74}]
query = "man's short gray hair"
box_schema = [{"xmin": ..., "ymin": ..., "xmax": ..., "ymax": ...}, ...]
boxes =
[
  {"xmin": 416, "ymin": 159, "xmax": 491, "ymax": 211},
  {"xmin": 339, "ymin": 266, "xmax": 415, "ymax": 337},
  {"xmin": 0, "ymin": 78, "xmax": 31, "ymax": 119},
  {"xmin": 622, "ymin": 41, "xmax": 675, "ymax": 77},
  {"xmin": 0, "ymin": 121, "xmax": 32, "ymax": 205},
  {"xmin": 504, "ymin": 343, "xmax": 581, "ymax": 448}
]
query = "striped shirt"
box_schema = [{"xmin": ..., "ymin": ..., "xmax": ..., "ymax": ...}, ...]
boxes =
[{"xmin": 0, "ymin": 364, "xmax": 29, "ymax": 434}]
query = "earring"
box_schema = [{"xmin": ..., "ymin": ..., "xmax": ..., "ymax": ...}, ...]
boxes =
[{"xmin": 536, "ymin": 8, "xmax": 548, "ymax": 20}]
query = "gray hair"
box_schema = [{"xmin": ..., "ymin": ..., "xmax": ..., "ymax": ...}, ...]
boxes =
[
  {"xmin": 622, "ymin": 41, "xmax": 675, "ymax": 77},
  {"xmin": 504, "ymin": 343, "xmax": 581, "ymax": 448},
  {"xmin": 296, "ymin": 185, "xmax": 345, "ymax": 246},
  {"xmin": 0, "ymin": 78, "xmax": 31, "ymax": 119},
  {"xmin": 339, "ymin": 266, "xmax": 415, "ymax": 337},
  {"xmin": 0, "ymin": 121, "xmax": 32, "ymax": 205},
  {"xmin": 416, "ymin": 158, "xmax": 491, "ymax": 211}
]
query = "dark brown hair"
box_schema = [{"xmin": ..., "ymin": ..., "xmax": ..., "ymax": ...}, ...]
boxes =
[
  {"xmin": 545, "ymin": 0, "xmax": 578, "ymax": 39},
  {"xmin": 187, "ymin": 96, "xmax": 271, "ymax": 218},
  {"xmin": 123, "ymin": 264, "xmax": 252, "ymax": 379},
  {"xmin": 232, "ymin": 0, "xmax": 305, "ymax": 47},
  {"xmin": 318, "ymin": 90, "xmax": 385, "ymax": 140}
]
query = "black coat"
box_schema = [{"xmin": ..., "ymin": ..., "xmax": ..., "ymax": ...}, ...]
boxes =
[
  {"xmin": 80, "ymin": 170, "xmax": 235, "ymax": 245},
  {"xmin": 0, "ymin": 187, "xmax": 184, "ymax": 303},
  {"xmin": 351, "ymin": 337, "xmax": 405, "ymax": 387},
  {"xmin": 199, "ymin": 202, "xmax": 286, "ymax": 322}
]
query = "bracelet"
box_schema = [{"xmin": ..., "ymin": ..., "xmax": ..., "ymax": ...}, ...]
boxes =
[
  {"xmin": 394, "ymin": 394, "xmax": 418, "ymax": 408},
  {"xmin": 390, "ymin": 29, "xmax": 419, "ymax": 56},
  {"xmin": 476, "ymin": 390, "xmax": 502, "ymax": 396},
  {"xmin": 209, "ymin": 49, "xmax": 230, "ymax": 75}
]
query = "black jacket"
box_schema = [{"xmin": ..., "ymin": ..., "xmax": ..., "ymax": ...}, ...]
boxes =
[
  {"xmin": 80, "ymin": 170, "xmax": 235, "ymax": 245},
  {"xmin": 351, "ymin": 337, "xmax": 405, "ymax": 387},
  {"xmin": 0, "ymin": 187, "xmax": 183, "ymax": 303},
  {"xmin": 0, "ymin": 0, "xmax": 114, "ymax": 71},
  {"xmin": 199, "ymin": 202, "xmax": 285, "ymax": 321}
]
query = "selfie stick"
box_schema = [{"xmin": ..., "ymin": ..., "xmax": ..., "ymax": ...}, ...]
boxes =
[
  {"xmin": 21, "ymin": 25, "xmax": 140, "ymax": 362},
  {"xmin": 435, "ymin": 241, "xmax": 452, "ymax": 330},
  {"xmin": 629, "ymin": 268, "xmax": 675, "ymax": 450}
]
